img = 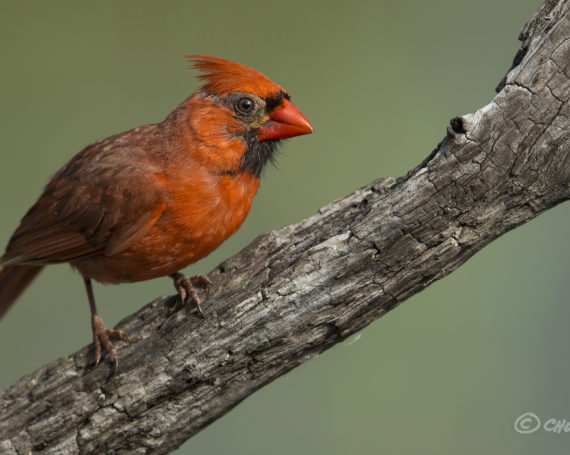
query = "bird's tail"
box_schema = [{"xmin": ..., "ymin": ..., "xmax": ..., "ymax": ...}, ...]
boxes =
[{"xmin": 0, "ymin": 265, "xmax": 44, "ymax": 319}]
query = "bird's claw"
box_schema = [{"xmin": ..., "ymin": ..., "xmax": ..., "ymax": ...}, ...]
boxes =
[
  {"xmin": 171, "ymin": 272, "xmax": 213, "ymax": 318},
  {"xmin": 190, "ymin": 274, "xmax": 214, "ymax": 287},
  {"xmin": 91, "ymin": 314, "xmax": 130, "ymax": 368}
]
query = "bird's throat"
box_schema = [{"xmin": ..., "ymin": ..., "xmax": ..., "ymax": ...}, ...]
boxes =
[{"xmin": 241, "ymin": 135, "xmax": 280, "ymax": 178}]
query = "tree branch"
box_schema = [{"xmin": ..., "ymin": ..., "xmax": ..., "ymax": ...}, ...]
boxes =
[{"xmin": 1, "ymin": 0, "xmax": 569, "ymax": 453}]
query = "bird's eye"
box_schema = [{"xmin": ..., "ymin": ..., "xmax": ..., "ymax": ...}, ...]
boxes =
[{"xmin": 236, "ymin": 97, "xmax": 255, "ymax": 114}]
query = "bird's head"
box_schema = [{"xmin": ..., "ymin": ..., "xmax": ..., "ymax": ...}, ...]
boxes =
[{"xmin": 185, "ymin": 55, "xmax": 313, "ymax": 176}]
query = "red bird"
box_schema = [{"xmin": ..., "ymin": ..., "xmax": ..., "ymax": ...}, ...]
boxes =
[{"xmin": 0, "ymin": 56, "xmax": 313, "ymax": 366}]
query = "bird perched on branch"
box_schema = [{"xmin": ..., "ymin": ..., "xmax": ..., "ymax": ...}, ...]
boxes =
[{"xmin": 0, "ymin": 55, "xmax": 313, "ymax": 367}]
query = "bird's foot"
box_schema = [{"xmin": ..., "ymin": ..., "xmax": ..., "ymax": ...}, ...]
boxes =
[
  {"xmin": 170, "ymin": 272, "xmax": 213, "ymax": 318},
  {"xmin": 91, "ymin": 314, "xmax": 131, "ymax": 368}
]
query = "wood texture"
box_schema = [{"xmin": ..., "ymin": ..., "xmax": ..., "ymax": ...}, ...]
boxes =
[{"xmin": 1, "ymin": 1, "xmax": 569, "ymax": 453}]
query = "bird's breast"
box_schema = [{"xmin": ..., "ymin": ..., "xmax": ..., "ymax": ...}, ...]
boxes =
[
  {"xmin": 74, "ymin": 153, "xmax": 262, "ymax": 284},
  {"xmin": 168, "ymin": 170, "xmax": 260, "ymax": 254},
  {"xmin": 111, "ymin": 169, "xmax": 261, "ymax": 281}
]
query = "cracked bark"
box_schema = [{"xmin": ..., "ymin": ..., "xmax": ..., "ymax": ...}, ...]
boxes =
[{"xmin": 1, "ymin": 0, "xmax": 569, "ymax": 453}]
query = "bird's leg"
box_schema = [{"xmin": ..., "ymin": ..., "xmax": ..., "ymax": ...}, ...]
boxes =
[
  {"xmin": 170, "ymin": 272, "xmax": 213, "ymax": 318},
  {"xmin": 84, "ymin": 277, "xmax": 130, "ymax": 368}
]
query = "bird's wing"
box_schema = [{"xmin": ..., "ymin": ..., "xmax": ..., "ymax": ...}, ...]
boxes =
[{"xmin": 1, "ymin": 143, "xmax": 167, "ymax": 266}]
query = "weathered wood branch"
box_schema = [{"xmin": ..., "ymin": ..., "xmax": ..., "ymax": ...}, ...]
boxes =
[{"xmin": 1, "ymin": 1, "xmax": 569, "ymax": 453}]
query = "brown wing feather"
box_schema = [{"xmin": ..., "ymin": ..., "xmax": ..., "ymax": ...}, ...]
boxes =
[
  {"xmin": 1, "ymin": 130, "xmax": 167, "ymax": 266},
  {"xmin": 104, "ymin": 202, "xmax": 166, "ymax": 256}
]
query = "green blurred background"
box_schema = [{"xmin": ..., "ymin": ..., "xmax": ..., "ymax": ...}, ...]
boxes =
[{"xmin": 1, "ymin": 0, "xmax": 568, "ymax": 453}]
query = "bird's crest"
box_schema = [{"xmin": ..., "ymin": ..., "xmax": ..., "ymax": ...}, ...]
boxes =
[{"xmin": 186, "ymin": 55, "xmax": 285, "ymax": 98}]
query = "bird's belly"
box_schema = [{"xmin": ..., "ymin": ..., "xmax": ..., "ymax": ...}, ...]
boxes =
[{"xmin": 73, "ymin": 172, "xmax": 260, "ymax": 284}]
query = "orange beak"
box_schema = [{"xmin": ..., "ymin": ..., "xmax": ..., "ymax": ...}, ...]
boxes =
[{"xmin": 258, "ymin": 99, "xmax": 314, "ymax": 141}]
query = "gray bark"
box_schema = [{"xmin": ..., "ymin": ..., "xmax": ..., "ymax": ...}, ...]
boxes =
[{"xmin": 1, "ymin": 0, "xmax": 569, "ymax": 453}]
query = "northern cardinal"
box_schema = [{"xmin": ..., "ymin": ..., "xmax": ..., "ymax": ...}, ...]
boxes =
[{"xmin": 0, "ymin": 56, "xmax": 313, "ymax": 366}]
